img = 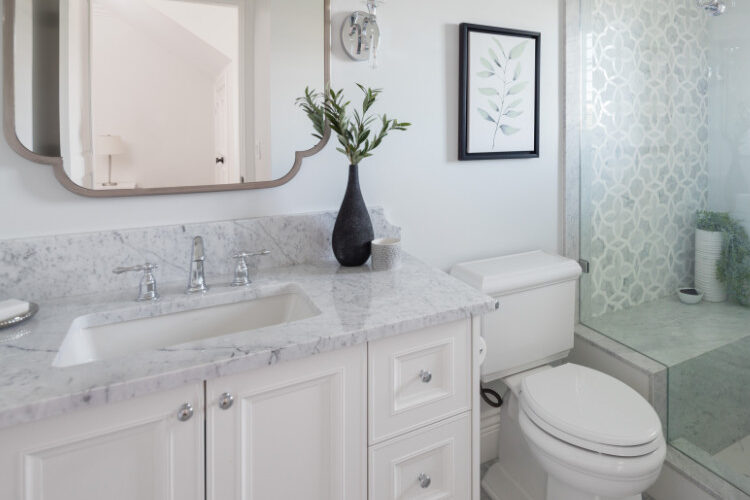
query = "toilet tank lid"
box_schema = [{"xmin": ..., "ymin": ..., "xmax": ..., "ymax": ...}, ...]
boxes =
[{"xmin": 450, "ymin": 251, "xmax": 582, "ymax": 295}]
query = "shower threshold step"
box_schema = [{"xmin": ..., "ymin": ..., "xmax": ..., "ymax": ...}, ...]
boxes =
[{"xmin": 583, "ymin": 295, "xmax": 750, "ymax": 367}]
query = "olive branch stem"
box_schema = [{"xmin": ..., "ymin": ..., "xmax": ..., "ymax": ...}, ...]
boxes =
[{"xmin": 296, "ymin": 84, "xmax": 411, "ymax": 165}]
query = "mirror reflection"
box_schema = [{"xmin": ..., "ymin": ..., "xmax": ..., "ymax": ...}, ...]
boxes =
[{"xmin": 14, "ymin": 0, "xmax": 326, "ymax": 191}]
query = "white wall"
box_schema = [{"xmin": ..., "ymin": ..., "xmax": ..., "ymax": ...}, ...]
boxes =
[
  {"xmin": 60, "ymin": 0, "xmax": 93, "ymax": 187},
  {"xmin": 13, "ymin": 0, "xmax": 33, "ymax": 149},
  {"xmin": 268, "ymin": 0, "xmax": 325, "ymax": 180},
  {"xmin": 91, "ymin": 9, "xmax": 217, "ymax": 188},
  {"xmin": 0, "ymin": 0, "xmax": 563, "ymax": 270}
]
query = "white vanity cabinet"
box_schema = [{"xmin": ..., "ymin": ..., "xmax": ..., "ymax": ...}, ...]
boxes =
[
  {"xmin": 0, "ymin": 317, "xmax": 480, "ymax": 500},
  {"xmin": 0, "ymin": 382, "xmax": 205, "ymax": 500},
  {"xmin": 206, "ymin": 344, "xmax": 367, "ymax": 500}
]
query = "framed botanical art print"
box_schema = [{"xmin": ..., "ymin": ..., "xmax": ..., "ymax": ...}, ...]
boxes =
[{"xmin": 459, "ymin": 23, "xmax": 540, "ymax": 160}]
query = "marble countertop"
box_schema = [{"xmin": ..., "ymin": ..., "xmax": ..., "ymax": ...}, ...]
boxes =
[{"xmin": 0, "ymin": 254, "xmax": 495, "ymax": 429}]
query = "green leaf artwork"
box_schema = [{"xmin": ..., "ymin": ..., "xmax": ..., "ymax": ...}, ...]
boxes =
[{"xmin": 475, "ymin": 36, "xmax": 529, "ymax": 149}]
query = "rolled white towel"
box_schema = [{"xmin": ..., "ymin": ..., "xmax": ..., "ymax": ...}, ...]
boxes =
[{"xmin": 0, "ymin": 299, "xmax": 30, "ymax": 320}]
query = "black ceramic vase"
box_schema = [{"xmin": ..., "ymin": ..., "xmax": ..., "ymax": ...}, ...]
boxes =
[{"xmin": 332, "ymin": 164, "xmax": 374, "ymax": 266}]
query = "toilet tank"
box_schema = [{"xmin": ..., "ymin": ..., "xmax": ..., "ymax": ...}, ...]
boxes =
[{"xmin": 451, "ymin": 251, "xmax": 582, "ymax": 381}]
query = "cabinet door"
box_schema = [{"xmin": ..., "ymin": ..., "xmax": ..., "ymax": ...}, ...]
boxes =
[
  {"xmin": 207, "ymin": 344, "xmax": 367, "ymax": 500},
  {"xmin": 0, "ymin": 383, "xmax": 204, "ymax": 500}
]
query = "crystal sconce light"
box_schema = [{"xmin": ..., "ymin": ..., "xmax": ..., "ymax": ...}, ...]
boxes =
[
  {"xmin": 341, "ymin": 0, "xmax": 383, "ymax": 68},
  {"xmin": 697, "ymin": 0, "xmax": 727, "ymax": 15}
]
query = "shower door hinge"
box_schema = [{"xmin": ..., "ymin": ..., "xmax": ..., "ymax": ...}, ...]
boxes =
[{"xmin": 578, "ymin": 259, "xmax": 590, "ymax": 274}]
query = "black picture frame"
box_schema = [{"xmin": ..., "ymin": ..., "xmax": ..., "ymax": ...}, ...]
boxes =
[{"xmin": 459, "ymin": 23, "xmax": 541, "ymax": 161}]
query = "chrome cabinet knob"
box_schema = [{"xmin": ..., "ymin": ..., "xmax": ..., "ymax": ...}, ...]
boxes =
[
  {"xmin": 419, "ymin": 369, "xmax": 432, "ymax": 383},
  {"xmin": 218, "ymin": 392, "xmax": 234, "ymax": 410},
  {"xmin": 417, "ymin": 473, "xmax": 431, "ymax": 488},
  {"xmin": 177, "ymin": 402, "xmax": 194, "ymax": 422}
]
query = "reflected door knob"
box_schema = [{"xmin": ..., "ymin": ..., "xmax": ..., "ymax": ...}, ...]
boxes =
[
  {"xmin": 419, "ymin": 369, "xmax": 432, "ymax": 383},
  {"xmin": 219, "ymin": 392, "xmax": 234, "ymax": 410},
  {"xmin": 177, "ymin": 403, "xmax": 194, "ymax": 422}
]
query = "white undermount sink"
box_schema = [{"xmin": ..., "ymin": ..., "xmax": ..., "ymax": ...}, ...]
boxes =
[{"xmin": 53, "ymin": 287, "xmax": 320, "ymax": 368}]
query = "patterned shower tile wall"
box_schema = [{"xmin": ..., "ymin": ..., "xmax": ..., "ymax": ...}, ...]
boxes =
[{"xmin": 580, "ymin": 0, "xmax": 710, "ymax": 319}]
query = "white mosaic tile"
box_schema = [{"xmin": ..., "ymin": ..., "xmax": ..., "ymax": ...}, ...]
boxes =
[{"xmin": 580, "ymin": 0, "xmax": 710, "ymax": 318}]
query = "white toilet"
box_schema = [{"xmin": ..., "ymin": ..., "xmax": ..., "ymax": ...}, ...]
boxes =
[{"xmin": 452, "ymin": 251, "xmax": 666, "ymax": 500}]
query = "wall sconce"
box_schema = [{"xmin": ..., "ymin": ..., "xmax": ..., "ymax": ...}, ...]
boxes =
[
  {"xmin": 696, "ymin": 0, "xmax": 727, "ymax": 15},
  {"xmin": 341, "ymin": 0, "xmax": 383, "ymax": 68}
]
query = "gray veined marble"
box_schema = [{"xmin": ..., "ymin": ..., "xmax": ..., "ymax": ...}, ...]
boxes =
[
  {"xmin": 0, "ymin": 208, "xmax": 400, "ymax": 303},
  {"xmin": 584, "ymin": 295, "xmax": 750, "ymax": 367},
  {"xmin": 0, "ymin": 210, "xmax": 495, "ymax": 429}
]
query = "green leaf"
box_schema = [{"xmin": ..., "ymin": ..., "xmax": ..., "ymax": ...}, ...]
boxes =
[
  {"xmin": 509, "ymin": 41, "xmax": 528, "ymax": 59},
  {"xmin": 477, "ymin": 71, "xmax": 494, "ymax": 78},
  {"xmin": 504, "ymin": 110, "xmax": 523, "ymax": 118},
  {"xmin": 477, "ymin": 108, "xmax": 495, "ymax": 123},
  {"xmin": 500, "ymin": 125, "xmax": 520, "ymax": 135},
  {"xmin": 513, "ymin": 62, "xmax": 522, "ymax": 81},
  {"xmin": 492, "ymin": 38, "xmax": 507, "ymax": 59},
  {"xmin": 488, "ymin": 100, "xmax": 499, "ymax": 112},
  {"xmin": 298, "ymin": 83, "xmax": 409, "ymax": 165},
  {"xmin": 487, "ymin": 49, "xmax": 502, "ymax": 68},
  {"xmin": 506, "ymin": 82, "xmax": 528, "ymax": 95},
  {"xmin": 507, "ymin": 98, "xmax": 522, "ymax": 109},
  {"xmin": 478, "ymin": 88, "xmax": 499, "ymax": 96},
  {"xmin": 480, "ymin": 57, "xmax": 493, "ymax": 71}
]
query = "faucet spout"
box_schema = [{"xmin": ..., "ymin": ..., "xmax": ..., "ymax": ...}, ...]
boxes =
[{"xmin": 187, "ymin": 236, "xmax": 209, "ymax": 294}]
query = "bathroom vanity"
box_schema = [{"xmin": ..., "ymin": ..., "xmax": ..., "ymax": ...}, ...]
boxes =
[{"xmin": 0, "ymin": 211, "xmax": 495, "ymax": 500}]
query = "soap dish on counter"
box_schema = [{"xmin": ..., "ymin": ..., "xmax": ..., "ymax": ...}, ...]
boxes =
[{"xmin": 0, "ymin": 302, "xmax": 39, "ymax": 330}]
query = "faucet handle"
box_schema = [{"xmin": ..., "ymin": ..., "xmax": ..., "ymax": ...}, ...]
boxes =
[
  {"xmin": 231, "ymin": 250, "xmax": 270, "ymax": 287},
  {"xmin": 113, "ymin": 263, "xmax": 159, "ymax": 301},
  {"xmin": 233, "ymin": 249, "xmax": 271, "ymax": 259},
  {"xmin": 113, "ymin": 263, "xmax": 158, "ymax": 274}
]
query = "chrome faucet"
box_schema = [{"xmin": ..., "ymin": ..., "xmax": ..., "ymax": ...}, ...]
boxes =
[
  {"xmin": 187, "ymin": 236, "xmax": 209, "ymax": 294},
  {"xmin": 231, "ymin": 249, "xmax": 271, "ymax": 286},
  {"xmin": 113, "ymin": 263, "xmax": 159, "ymax": 301}
]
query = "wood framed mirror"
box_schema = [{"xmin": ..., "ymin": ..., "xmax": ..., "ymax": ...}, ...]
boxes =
[{"xmin": 3, "ymin": 0, "xmax": 330, "ymax": 197}]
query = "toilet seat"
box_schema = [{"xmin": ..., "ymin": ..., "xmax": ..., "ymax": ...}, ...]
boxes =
[{"xmin": 519, "ymin": 364, "xmax": 663, "ymax": 457}]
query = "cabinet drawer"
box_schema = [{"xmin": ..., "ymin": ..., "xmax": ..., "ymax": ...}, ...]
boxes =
[
  {"xmin": 369, "ymin": 319, "xmax": 471, "ymax": 444},
  {"xmin": 369, "ymin": 413, "xmax": 471, "ymax": 500}
]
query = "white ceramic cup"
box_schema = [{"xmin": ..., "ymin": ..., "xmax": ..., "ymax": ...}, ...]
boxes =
[{"xmin": 371, "ymin": 238, "xmax": 401, "ymax": 271}]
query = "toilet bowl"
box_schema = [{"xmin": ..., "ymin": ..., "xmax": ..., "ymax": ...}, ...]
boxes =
[
  {"xmin": 451, "ymin": 251, "xmax": 666, "ymax": 500},
  {"xmin": 518, "ymin": 363, "xmax": 666, "ymax": 500},
  {"xmin": 482, "ymin": 364, "xmax": 665, "ymax": 500}
]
